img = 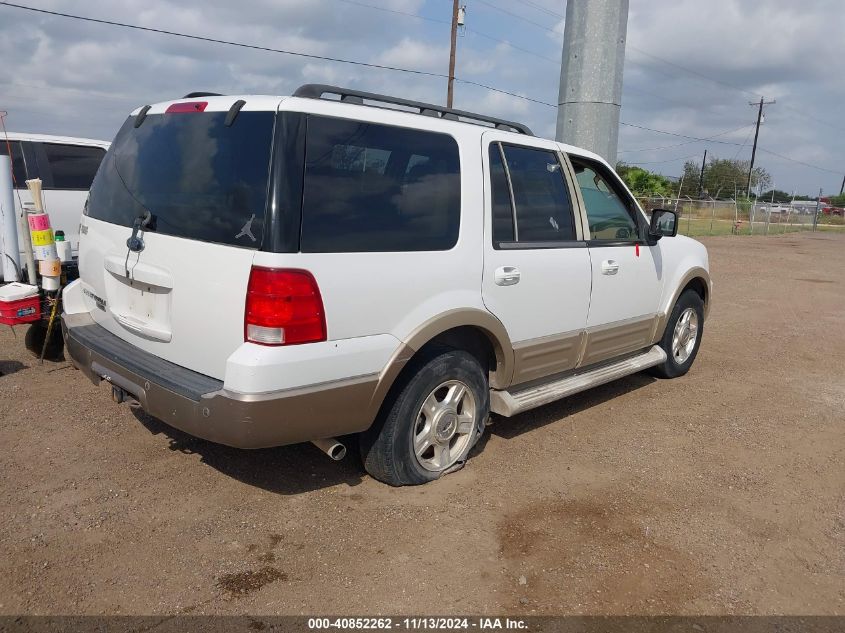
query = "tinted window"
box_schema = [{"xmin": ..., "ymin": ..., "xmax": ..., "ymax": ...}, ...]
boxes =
[
  {"xmin": 0, "ymin": 140, "xmax": 27, "ymax": 188},
  {"xmin": 87, "ymin": 111, "xmax": 274, "ymax": 248},
  {"xmin": 489, "ymin": 145, "xmax": 514, "ymax": 243},
  {"xmin": 572, "ymin": 159, "xmax": 638, "ymax": 240},
  {"xmin": 493, "ymin": 144, "xmax": 576, "ymax": 243},
  {"xmin": 301, "ymin": 116, "xmax": 460, "ymax": 253},
  {"xmin": 41, "ymin": 143, "xmax": 105, "ymax": 190}
]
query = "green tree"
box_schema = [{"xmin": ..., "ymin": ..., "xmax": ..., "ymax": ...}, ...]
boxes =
[
  {"xmin": 678, "ymin": 157, "xmax": 771, "ymax": 199},
  {"xmin": 615, "ymin": 162, "xmax": 672, "ymax": 196},
  {"xmin": 758, "ymin": 189, "xmax": 793, "ymax": 203},
  {"xmin": 827, "ymin": 193, "xmax": 845, "ymax": 206}
]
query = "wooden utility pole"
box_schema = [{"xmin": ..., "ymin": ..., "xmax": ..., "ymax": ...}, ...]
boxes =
[
  {"xmin": 697, "ymin": 149, "xmax": 707, "ymax": 198},
  {"xmin": 839, "ymin": 173, "xmax": 844, "ymax": 196},
  {"xmin": 447, "ymin": 0, "xmax": 459, "ymax": 108},
  {"xmin": 745, "ymin": 97, "xmax": 775, "ymax": 199}
]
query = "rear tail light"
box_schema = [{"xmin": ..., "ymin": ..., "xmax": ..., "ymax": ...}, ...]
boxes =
[{"xmin": 245, "ymin": 267, "xmax": 326, "ymax": 346}]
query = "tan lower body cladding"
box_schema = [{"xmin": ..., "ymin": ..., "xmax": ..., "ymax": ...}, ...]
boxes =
[{"xmin": 509, "ymin": 314, "xmax": 660, "ymax": 388}]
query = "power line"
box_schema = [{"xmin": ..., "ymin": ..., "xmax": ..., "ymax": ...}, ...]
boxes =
[
  {"xmin": 466, "ymin": 29, "xmax": 559, "ymax": 64},
  {"xmin": 730, "ymin": 125, "xmax": 756, "ymax": 160},
  {"xmin": 627, "ymin": 153, "xmax": 703, "ymax": 165},
  {"xmin": 471, "ymin": 0, "xmax": 559, "ymax": 34},
  {"xmin": 333, "ymin": 0, "xmax": 560, "ymax": 64},
  {"xmin": 0, "ymin": 1, "xmax": 554, "ymax": 107},
  {"xmin": 334, "ymin": 0, "xmax": 449, "ymax": 25},
  {"xmin": 627, "ymin": 46, "xmax": 761, "ymax": 100},
  {"xmin": 618, "ymin": 123, "xmax": 754, "ymax": 153},
  {"xmin": 628, "ymin": 46, "xmax": 845, "ymax": 135},
  {"xmin": 4, "ymin": 0, "xmax": 841, "ymax": 179},
  {"xmin": 619, "ymin": 121, "xmax": 746, "ymax": 146},
  {"xmin": 757, "ymin": 147, "xmax": 842, "ymax": 176},
  {"xmin": 515, "ymin": 0, "xmax": 564, "ymax": 19}
]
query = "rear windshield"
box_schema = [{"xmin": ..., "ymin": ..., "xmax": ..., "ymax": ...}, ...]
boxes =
[{"xmin": 87, "ymin": 110, "xmax": 274, "ymax": 248}]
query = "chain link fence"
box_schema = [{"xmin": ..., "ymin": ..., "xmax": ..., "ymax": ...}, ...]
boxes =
[{"xmin": 637, "ymin": 196, "xmax": 845, "ymax": 237}]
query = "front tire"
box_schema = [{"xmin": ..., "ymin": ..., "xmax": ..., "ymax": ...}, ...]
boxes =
[
  {"xmin": 650, "ymin": 289, "xmax": 704, "ymax": 379},
  {"xmin": 359, "ymin": 348, "xmax": 489, "ymax": 486}
]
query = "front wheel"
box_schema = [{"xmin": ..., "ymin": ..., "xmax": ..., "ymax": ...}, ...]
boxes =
[
  {"xmin": 359, "ymin": 348, "xmax": 489, "ymax": 486},
  {"xmin": 650, "ymin": 289, "xmax": 704, "ymax": 378}
]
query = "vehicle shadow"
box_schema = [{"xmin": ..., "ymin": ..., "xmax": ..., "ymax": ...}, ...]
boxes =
[
  {"xmin": 131, "ymin": 372, "xmax": 657, "ymax": 494},
  {"xmin": 131, "ymin": 408, "xmax": 366, "ymax": 495},
  {"xmin": 483, "ymin": 371, "xmax": 657, "ymax": 442}
]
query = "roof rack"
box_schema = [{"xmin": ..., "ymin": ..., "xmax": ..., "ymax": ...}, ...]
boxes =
[
  {"xmin": 182, "ymin": 92, "xmax": 223, "ymax": 98},
  {"xmin": 293, "ymin": 84, "xmax": 533, "ymax": 136}
]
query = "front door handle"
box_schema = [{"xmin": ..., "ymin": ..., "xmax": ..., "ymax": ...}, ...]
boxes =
[
  {"xmin": 494, "ymin": 266, "xmax": 521, "ymax": 286},
  {"xmin": 601, "ymin": 260, "xmax": 619, "ymax": 275}
]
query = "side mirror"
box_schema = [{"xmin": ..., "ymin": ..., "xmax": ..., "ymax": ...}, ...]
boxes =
[{"xmin": 649, "ymin": 209, "xmax": 678, "ymax": 239}]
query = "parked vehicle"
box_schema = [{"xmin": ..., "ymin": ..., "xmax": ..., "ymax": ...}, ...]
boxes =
[
  {"xmin": 0, "ymin": 132, "xmax": 109, "ymax": 275},
  {"xmin": 61, "ymin": 85, "xmax": 711, "ymax": 486}
]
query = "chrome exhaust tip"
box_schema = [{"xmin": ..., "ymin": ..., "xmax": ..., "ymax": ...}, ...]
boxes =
[{"xmin": 311, "ymin": 438, "xmax": 347, "ymax": 461}]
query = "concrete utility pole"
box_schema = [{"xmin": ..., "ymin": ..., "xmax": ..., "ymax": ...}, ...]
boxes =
[
  {"xmin": 698, "ymin": 150, "xmax": 708, "ymax": 198},
  {"xmin": 745, "ymin": 97, "xmax": 775, "ymax": 199},
  {"xmin": 446, "ymin": 0, "xmax": 460, "ymax": 108},
  {"xmin": 556, "ymin": 0, "xmax": 629, "ymax": 163}
]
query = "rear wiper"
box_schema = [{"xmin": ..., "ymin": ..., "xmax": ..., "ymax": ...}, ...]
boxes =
[{"xmin": 124, "ymin": 210, "xmax": 154, "ymax": 278}]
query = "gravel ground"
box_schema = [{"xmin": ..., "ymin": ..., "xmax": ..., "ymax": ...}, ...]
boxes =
[{"xmin": 0, "ymin": 233, "xmax": 843, "ymax": 616}]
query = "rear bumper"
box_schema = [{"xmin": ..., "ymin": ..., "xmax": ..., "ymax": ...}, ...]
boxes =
[{"xmin": 61, "ymin": 313, "xmax": 378, "ymax": 448}]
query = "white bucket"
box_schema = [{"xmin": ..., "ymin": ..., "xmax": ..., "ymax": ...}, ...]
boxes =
[{"xmin": 41, "ymin": 275, "xmax": 60, "ymax": 291}]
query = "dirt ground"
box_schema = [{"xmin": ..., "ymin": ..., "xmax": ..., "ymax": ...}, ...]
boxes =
[{"xmin": 0, "ymin": 233, "xmax": 843, "ymax": 616}]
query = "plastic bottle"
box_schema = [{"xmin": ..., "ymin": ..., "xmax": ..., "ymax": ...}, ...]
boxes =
[{"xmin": 55, "ymin": 230, "xmax": 72, "ymax": 262}]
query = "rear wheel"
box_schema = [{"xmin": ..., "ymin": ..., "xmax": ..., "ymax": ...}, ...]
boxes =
[
  {"xmin": 650, "ymin": 289, "xmax": 704, "ymax": 378},
  {"xmin": 360, "ymin": 348, "xmax": 489, "ymax": 486}
]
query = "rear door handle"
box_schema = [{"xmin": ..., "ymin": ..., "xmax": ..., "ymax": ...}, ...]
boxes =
[
  {"xmin": 601, "ymin": 260, "xmax": 619, "ymax": 275},
  {"xmin": 494, "ymin": 266, "xmax": 521, "ymax": 286}
]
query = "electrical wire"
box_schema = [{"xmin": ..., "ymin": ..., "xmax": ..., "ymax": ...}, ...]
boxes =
[
  {"xmin": 756, "ymin": 148, "xmax": 843, "ymax": 176},
  {"xmin": 619, "ymin": 121, "xmax": 745, "ymax": 146},
  {"xmin": 0, "ymin": 1, "xmax": 555, "ymax": 107},
  {"xmin": 471, "ymin": 0, "xmax": 559, "ymax": 34},
  {"xmin": 627, "ymin": 153, "xmax": 703, "ymax": 165},
  {"xmin": 619, "ymin": 123, "xmax": 754, "ymax": 154},
  {"xmin": 333, "ymin": 0, "xmax": 560, "ymax": 65},
  {"xmin": 334, "ymin": 0, "xmax": 449, "ymax": 25},
  {"xmin": 730, "ymin": 125, "xmax": 755, "ymax": 161},
  {"xmin": 3, "ymin": 0, "xmax": 841, "ymax": 178},
  {"xmin": 516, "ymin": 0, "xmax": 565, "ymax": 19}
]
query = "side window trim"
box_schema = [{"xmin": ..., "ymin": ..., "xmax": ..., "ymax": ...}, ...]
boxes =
[
  {"xmin": 567, "ymin": 153, "xmax": 643, "ymax": 246},
  {"xmin": 490, "ymin": 140, "xmax": 582, "ymax": 250},
  {"xmin": 495, "ymin": 142, "xmax": 520, "ymax": 242}
]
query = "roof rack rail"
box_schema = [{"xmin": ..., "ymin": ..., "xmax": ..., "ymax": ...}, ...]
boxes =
[
  {"xmin": 182, "ymin": 92, "xmax": 223, "ymax": 98},
  {"xmin": 293, "ymin": 84, "xmax": 533, "ymax": 136}
]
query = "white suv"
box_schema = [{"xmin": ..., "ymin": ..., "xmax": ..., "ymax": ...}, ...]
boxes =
[{"xmin": 61, "ymin": 85, "xmax": 710, "ymax": 486}]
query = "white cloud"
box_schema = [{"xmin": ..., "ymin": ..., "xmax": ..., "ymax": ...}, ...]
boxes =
[{"xmin": 0, "ymin": 0, "xmax": 842, "ymax": 193}]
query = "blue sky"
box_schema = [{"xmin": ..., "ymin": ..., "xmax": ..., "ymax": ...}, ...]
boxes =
[{"xmin": 1, "ymin": 0, "xmax": 843, "ymax": 196}]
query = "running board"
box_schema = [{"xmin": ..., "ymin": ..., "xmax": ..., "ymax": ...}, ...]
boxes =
[{"xmin": 490, "ymin": 345, "xmax": 667, "ymax": 417}]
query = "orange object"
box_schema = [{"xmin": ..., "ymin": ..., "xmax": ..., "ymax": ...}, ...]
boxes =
[{"xmin": 38, "ymin": 259, "xmax": 61, "ymax": 277}]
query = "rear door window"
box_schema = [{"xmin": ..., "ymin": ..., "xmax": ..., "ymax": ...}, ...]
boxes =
[
  {"xmin": 86, "ymin": 111, "xmax": 274, "ymax": 248},
  {"xmin": 0, "ymin": 140, "xmax": 27, "ymax": 188},
  {"xmin": 36, "ymin": 143, "xmax": 105, "ymax": 190},
  {"xmin": 490, "ymin": 143, "xmax": 577, "ymax": 246},
  {"xmin": 300, "ymin": 116, "xmax": 461, "ymax": 253}
]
